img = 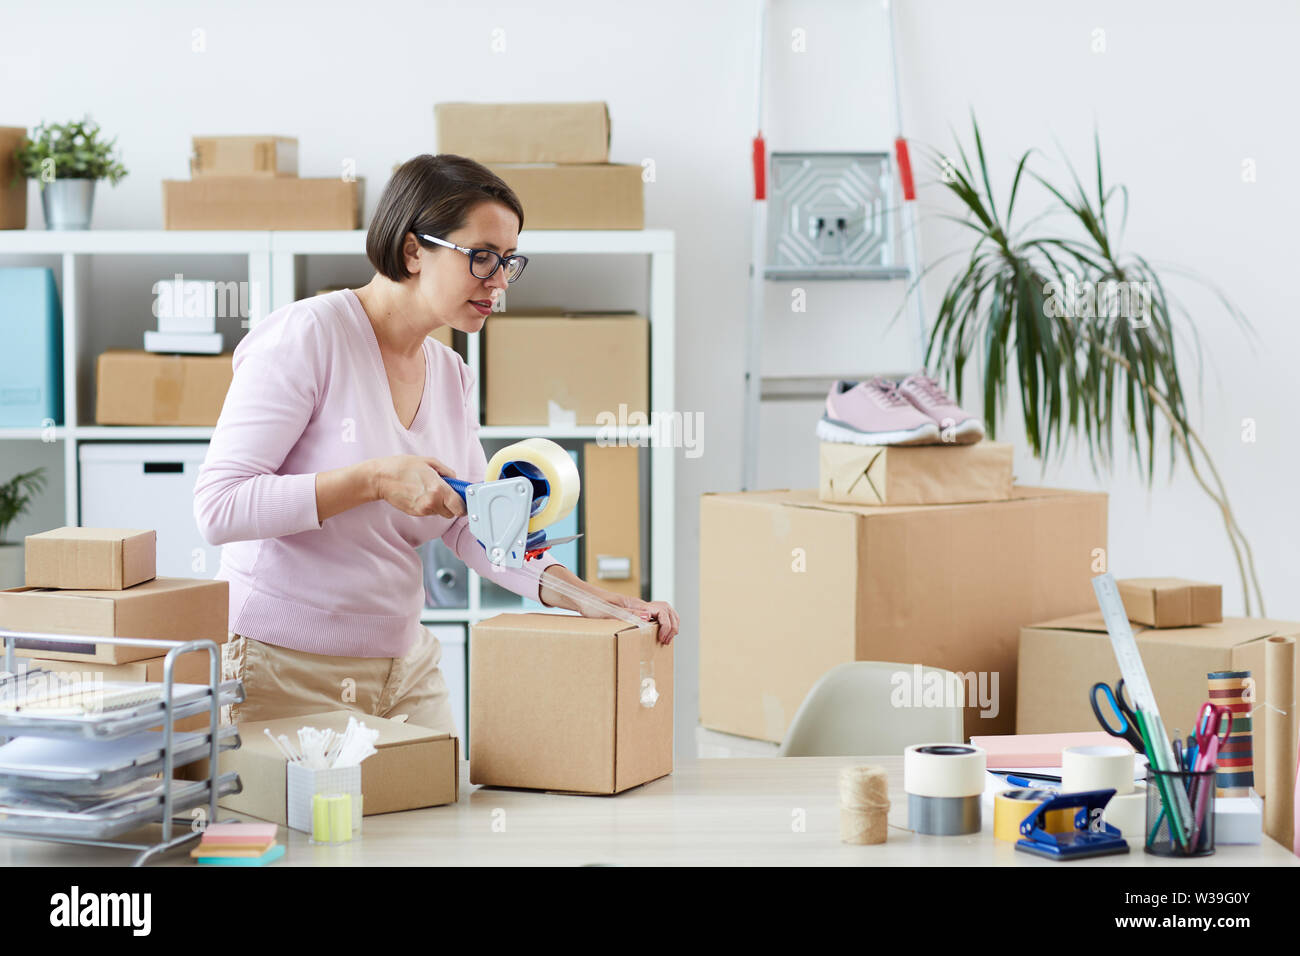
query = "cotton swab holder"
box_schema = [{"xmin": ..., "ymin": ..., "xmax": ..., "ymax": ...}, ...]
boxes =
[{"xmin": 287, "ymin": 761, "xmax": 362, "ymax": 837}]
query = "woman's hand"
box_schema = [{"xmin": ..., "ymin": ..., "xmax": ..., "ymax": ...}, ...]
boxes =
[
  {"xmin": 540, "ymin": 565, "xmax": 678, "ymax": 645},
  {"xmin": 607, "ymin": 593, "xmax": 680, "ymax": 645},
  {"xmin": 370, "ymin": 455, "xmax": 466, "ymax": 519}
]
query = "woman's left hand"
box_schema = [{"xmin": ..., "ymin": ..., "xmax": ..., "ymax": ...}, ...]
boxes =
[{"xmin": 606, "ymin": 594, "xmax": 679, "ymax": 645}]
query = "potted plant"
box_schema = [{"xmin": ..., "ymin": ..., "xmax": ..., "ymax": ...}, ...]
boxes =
[
  {"xmin": 13, "ymin": 118, "xmax": 128, "ymax": 230},
  {"xmin": 0, "ymin": 468, "xmax": 46, "ymax": 588},
  {"xmin": 907, "ymin": 116, "xmax": 1263, "ymax": 614}
]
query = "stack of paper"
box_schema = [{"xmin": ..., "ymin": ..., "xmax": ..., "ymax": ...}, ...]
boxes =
[{"xmin": 191, "ymin": 822, "xmax": 284, "ymax": 866}]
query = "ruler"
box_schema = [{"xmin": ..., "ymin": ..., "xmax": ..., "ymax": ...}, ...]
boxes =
[{"xmin": 1092, "ymin": 573, "xmax": 1193, "ymax": 847}]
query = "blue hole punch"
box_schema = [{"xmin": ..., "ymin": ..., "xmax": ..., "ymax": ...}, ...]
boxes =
[{"xmin": 1015, "ymin": 789, "xmax": 1130, "ymax": 861}]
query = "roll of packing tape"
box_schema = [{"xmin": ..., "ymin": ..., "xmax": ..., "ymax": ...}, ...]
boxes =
[
  {"xmin": 1102, "ymin": 785, "xmax": 1146, "ymax": 843},
  {"xmin": 485, "ymin": 438, "xmax": 581, "ymax": 533},
  {"xmin": 1062, "ymin": 745, "xmax": 1134, "ymax": 795},
  {"xmin": 993, "ymin": 788, "xmax": 1074, "ymax": 842},
  {"xmin": 904, "ymin": 744, "xmax": 986, "ymax": 836}
]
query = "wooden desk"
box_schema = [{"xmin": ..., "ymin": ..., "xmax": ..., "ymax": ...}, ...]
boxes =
[{"xmin": 0, "ymin": 757, "xmax": 1295, "ymax": 866}]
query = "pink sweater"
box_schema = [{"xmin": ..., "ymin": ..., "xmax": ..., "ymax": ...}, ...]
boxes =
[{"xmin": 193, "ymin": 289, "xmax": 560, "ymax": 658}]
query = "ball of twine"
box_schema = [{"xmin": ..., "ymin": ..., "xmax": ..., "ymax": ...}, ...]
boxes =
[{"xmin": 839, "ymin": 765, "xmax": 890, "ymax": 845}]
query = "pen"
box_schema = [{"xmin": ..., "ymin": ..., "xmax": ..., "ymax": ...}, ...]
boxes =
[{"xmin": 990, "ymin": 770, "xmax": 1062, "ymax": 784}]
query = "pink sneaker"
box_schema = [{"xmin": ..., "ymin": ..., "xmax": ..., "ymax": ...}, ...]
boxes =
[
  {"xmin": 817, "ymin": 379, "xmax": 941, "ymax": 446},
  {"xmin": 897, "ymin": 372, "xmax": 985, "ymax": 444}
]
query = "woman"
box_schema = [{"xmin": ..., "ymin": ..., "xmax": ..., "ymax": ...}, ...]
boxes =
[{"xmin": 195, "ymin": 153, "xmax": 679, "ymax": 733}]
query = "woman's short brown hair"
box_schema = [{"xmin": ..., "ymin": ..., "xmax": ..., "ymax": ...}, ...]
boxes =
[{"xmin": 366, "ymin": 154, "xmax": 524, "ymax": 281}]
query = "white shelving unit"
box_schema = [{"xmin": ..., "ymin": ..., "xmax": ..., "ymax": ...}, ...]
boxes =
[{"xmin": 0, "ymin": 228, "xmax": 676, "ymax": 625}]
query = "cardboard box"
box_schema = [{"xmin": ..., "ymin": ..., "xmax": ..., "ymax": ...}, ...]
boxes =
[
  {"xmin": 162, "ymin": 177, "xmax": 362, "ymax": 230},
  {"xmin": 1018, "ymin": 613, "xmax": 1300, "ymax": 797},
  {"xmin": 436, "ymin": 102, "xmax": 610, "ymax": 164},
  {"xmin": 0, "ymin": 577, "xmax": 228, "ymax": 665},
  {"xmin": 1117, "ymin": 577, "xmax": 1222, "ymax": 628},
  {"xmin": 700, "ymin": 487, "xmax": 1108, "ymax": 740},
  {"xmin": 819, "ymin": 440, "xmax": 1015, "ymax": 506},
  {"xmin": 0, "ymin": 126, "xmax": 27, "ymax": 229},
  {"xmin": 30, "ymin": 651, "xmax": 224, "ymax": 732},
  {"xmin": 191, "ymin": 135, "xmax": 298, "ymax": 177},
  {"xmin": 96, "ymin": 350, "xmax": 232, "ymax": 426},
  {"xmin": 485, "ymin": 312, "xmax": 648, "ymax": 425},
  {"xmin": 470, "ymin": 613, "xmax": 672, "ymax": 794},
  {"xmin": 199, "ymin": 711, "xmax": 458, "ymax": 823},
  {"xmin": 582, "ymin": 443, "xmax": 641, "ymax": 599},
  {"xmin": 24, "ymin": 527, "xmax": 156, "ymax": 590},
  {"xmin": 486, "ymin": 164, "xmax": 643, "ymax": 229}
]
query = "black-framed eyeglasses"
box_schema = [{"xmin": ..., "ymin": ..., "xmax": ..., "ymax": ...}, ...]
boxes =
[{"xmin": 416, "ymin": 232, "xmax": 529, "ymax": 283}]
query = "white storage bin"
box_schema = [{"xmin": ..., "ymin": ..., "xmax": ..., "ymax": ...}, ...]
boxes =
[
  {"xmin": 426, "ymin": 624, "xmax": 466, "ymax": 746},
  {"xmin": 78, "ymin": 443, "xmax": 218, "ymax": 579}
]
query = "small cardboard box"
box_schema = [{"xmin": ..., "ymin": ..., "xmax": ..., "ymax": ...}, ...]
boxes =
[
  {"xmin": 24, "ymin": 527, "xmax": 156, "ymax": 590},
  {"xmin": 819, "ymin": 440, "xmax": 1014, "ymax": 506},
  {"xmin": 191, "ymin": 135, "xmax": 298, "ymax": 177},
  {"xmin": 700, "ymin": 486, "xmax": 1108, "ymax": 740},
  {"xmin": 162, "ymin": 177, "xmax": 362, "ymax": 229},
  {"xmin": 484, "ymin": 311, "xmax": 648, "ymax": 425},
  {"xmin": 96, "ymin": 350, "xmax": 232, "ymax": 426},
  {"xmin": 0, "ymin": 126, "xmax": 27, "ymax": 229},
  {"xmin": 470, "ymin": 613, "xmax": 673, "ymax": 794},
  {"xmin": 203, "ymin": 711, "xmax": 459, "ymax": 823},
  {"xmin": 0, "ymin": 577, "xmax": 228, "ymax": 665},
  {"xmin": 1117, "ymin": 577, "xmax": 1222, "ymax": 628},
  {"xmin": 1017, "ymin": 613, "xmax": 1300, "ymax": 797},
  {"xmin": 486, "ymin": 164, "xmax": 643, "ymax": 229},
  {"xmin": 582, "ymin": 443, "xmax": 641, "ymax": 599},
  {"xmin": 436, "ymin": 102, "xmax": 611, "ymax": 164}
]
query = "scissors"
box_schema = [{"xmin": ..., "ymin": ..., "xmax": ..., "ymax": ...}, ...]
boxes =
[
  {"xmin": 1191, "ymin": 702, "xmax": 1232, "ymax": 773},
  {"xmin": 1088, "ymin": 678, "xmax": 1146, "ymax": 754}
]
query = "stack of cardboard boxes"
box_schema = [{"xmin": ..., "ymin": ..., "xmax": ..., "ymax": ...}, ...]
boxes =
[{"xmin": 0, "ymin": 527, "xmax": 229, "ymax": 733}]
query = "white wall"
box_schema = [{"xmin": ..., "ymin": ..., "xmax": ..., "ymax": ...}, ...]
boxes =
[{"xmin": 4, "ymin": 0, "xmax": 1297, "ymax": 757}]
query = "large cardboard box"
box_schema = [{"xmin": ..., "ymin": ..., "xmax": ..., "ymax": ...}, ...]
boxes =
[
  {"xmin": 200, "ymin": 711, "xmax": 459, "ymax": 823},
  {"xmin": 1117, "ymin": 577, "xmax": 1222, "ymax": 628},
  {"xmin": 191, "ymin": 135, "xmax": 298, "ymax": 177},
  {"xmin": 486, "ymin": 164, "xmax": 643, "ymax": 229},
  {"xmin": 819, "ymin": 440, "xmax": 1014, "ymax": 506},
  {"xmin": 582, "ymin": 443, "xmax": 641, "ymax": 599},
  {"xmin": 485, "ymin": 312, "xmax": 648, "ymax": 425},
  {"xmin": 162, "ymin": 177, "xmax": 362, "ymax": 229},
  {"xmin": 436, "ymin": 102, "xmax": 610, "ymax": 164},
  {"xmin": 24, "ymin": 527, "xmax": 156, "ymax": 590},
  {"xmin": 700, "ymin": 487, "xmax": 1108, "ymax": 740},
  {"xmin": 1018, "ymin": 613, "xmax": 1300, "ymax": 797},
  {"xmin": 470, "ymin": 613, "xmax": 672, "ymax": 794},
  {"xmin": 96, "ymin": 350, "xmax": 232, "ymax": 426},
  {"xmin": 0, "ymin": 577, "xmax": 228, "ymax": 665},
  {"xmin": 0, "ymin": 126, "xmax": 27, "ymax": 229}
]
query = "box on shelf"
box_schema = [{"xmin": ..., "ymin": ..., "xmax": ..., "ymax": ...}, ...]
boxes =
[
  {"xmin": 435, "ymin": 102, "xmax": 610, "ymax": 164},
  {"xmin": 0, "ymin": 576, "xmax": 228, "ymax": 665},
  {"xmin": 470, "ymin": 613, "xmax": 672, "ymax": 794},
  {"xmin": 191, "ymin": 135, "xmax": 298, "ymax": 177},
  {"xmin": 819, "ymin": 440, "xmax": 1014, "ymax": 506},
  {"xmin": 486, "ymin": 164, "xmax": 643, "ymax": 229},
  {"xmin": 0, "ymin": 126, "xmax": 27, "ymax": 229},
  {"xmin": 0, "ymin": 267, "xmax": 62, "ymax": 427},
  {"xmin": 95, "ymin": 350, "xmax": 232, "ymax": 426},
  {"xmin": 1117, "ymin": 577, "xmax": 1222, "ymax": 628},
  {"xmin": 582, "ymin": 443, "xmax": 641, "ymax": 599},
  {"xmin": 162, "ymin": 177, "xmax": 362, "ymax": 230},
  {"xmin": 194, "ymin": 711, "xmax": 458, "ymax": 823},
  {"xmin": 484, "ymin": 311, "xmax": 648, "ymax": 425},
  {"xmin": 24, "ymin": 527, "xmax": 156, "ymax": 591},
  {"xmin": 1017, "ymin": 612, "xmax": 1300, "ymax": 798},
  {"xmin": 700, "ymin": 486, "xmax": 1108, "ymax": 741}
]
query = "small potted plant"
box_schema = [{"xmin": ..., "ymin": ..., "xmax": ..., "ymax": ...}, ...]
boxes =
[
  {"xmin": 14, "ymin": 118, "xmax": 128, "ymax": 230},
  {"xmin": 0, "ymin": 468, "xmax": 46, "ymax": 588}
]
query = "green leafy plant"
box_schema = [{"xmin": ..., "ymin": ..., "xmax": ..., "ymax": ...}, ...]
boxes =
[
  {"xmin": 13, "ymin": 117, "xmax": 128, "ymax": 188},
  {"xmin": 906, "ymin": 115, "xmax": 1263, "ymax": 614},
  {"xmin": 0, "ymin": 468, "xmax": 47, "ymax": 544}
]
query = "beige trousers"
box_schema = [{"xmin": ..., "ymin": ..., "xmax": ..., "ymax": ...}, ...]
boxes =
[{"xmin": 219, "ymin": 626, "xmax": 456, "ymax": 735}]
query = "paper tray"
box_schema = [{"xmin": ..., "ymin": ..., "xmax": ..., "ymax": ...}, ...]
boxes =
[
  {"xmin": 0, "ymin": 680, "xmax": 244, "ymax": 740},
  {"xmin": 0, "ymin": 726, "xmax": 241, "ymax": 795},
  {"xmin": 0, "ymin": 771, "xmax": 241, "ymax": 841}
]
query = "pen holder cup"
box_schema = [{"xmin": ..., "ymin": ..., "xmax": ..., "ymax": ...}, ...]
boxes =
[
  {"xmin": 1144, "ymin": 767, "xmax": 1215, "ymax": 857},
  {"xmin": 286, "ymin": 762, "xmax": 362, "ymax": 840}
]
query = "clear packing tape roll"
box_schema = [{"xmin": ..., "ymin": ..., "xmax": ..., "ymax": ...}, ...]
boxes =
[{"xmin": 486, "ymin": 438, "xmax": 581, "ymax": 534}]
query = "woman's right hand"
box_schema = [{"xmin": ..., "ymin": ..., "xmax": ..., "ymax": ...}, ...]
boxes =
[{"xmin": 370, "ymin": 455, "xmax": 466, "ymax": 519}]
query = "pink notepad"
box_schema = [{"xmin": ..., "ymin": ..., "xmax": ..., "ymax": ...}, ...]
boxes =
[
  {"xmin": 200, "ymin": 822, "xmax": 279, "ymax": 845},
  {"xmin": 970, "ymin": 731, "xmax": 1133, "ymax": 768}
]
